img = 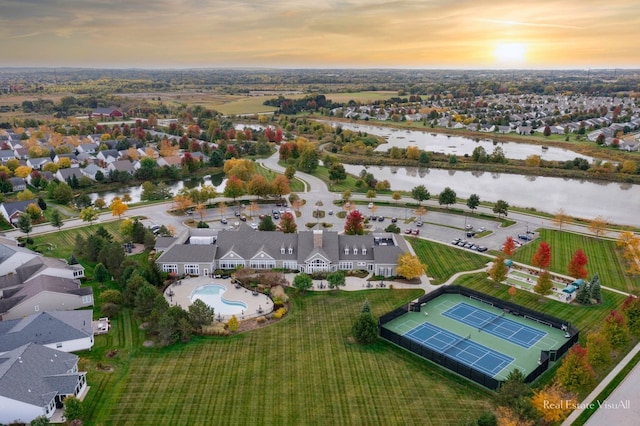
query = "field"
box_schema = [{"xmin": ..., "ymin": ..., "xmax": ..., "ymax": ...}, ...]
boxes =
[
  {"xmin": 29, "ymin": 220, "xmax": 123, "ymax": 259},
  {"xmin": 409, "ymin": 238, "xmax": 491, "ymax": 284},
  {"xmin": 81, "ymin": 290, "xmax": 492, "ymax": 425},
  {"xmin": 512, "ymin": 229, "xmax": 640, "ymax": 294}
]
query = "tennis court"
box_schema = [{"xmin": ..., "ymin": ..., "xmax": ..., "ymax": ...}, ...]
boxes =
[
  {"xmin": 442, "ymin": 302, "xmax": 547, "ymax": 348},
  {"xmin": 405, "ymin": 322, "xmax": 514, "ymax": 377}
]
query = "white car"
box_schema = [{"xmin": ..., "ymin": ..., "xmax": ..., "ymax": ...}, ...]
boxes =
[{"xmin": 368, "ymin": 202, "xmax": 374, "ymax": 209}]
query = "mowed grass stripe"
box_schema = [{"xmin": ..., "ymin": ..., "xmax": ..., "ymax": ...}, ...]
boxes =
[
  {"xmin": 409, "ymin": 238, "xmax": 490, "ymax": 284},
  {"xmin": 87, "ymin": 290, "xmax": 491, "ymax": 425},
  {"xmin": 512, "ymin": 229, "xmax": 640, "ymax": 293}
]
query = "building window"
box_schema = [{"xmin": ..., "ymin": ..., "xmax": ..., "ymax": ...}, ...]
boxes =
[
  {"xmin": 281, "ymin": 247, "xmax": 285, "ymax": 254},
  {"xmin": 56, "ymin": 343, "xmax": 62, "ymax": 348},
  {"xmin": 353, "ymin": 248, "xmax": 358, "ymax": 255},
  {"xmin": 162, "ymin": 264, "xmax": 178, "ymax": 274},
  {"xmin": 288, "ymin": 247, "xmax": 293, "ymax": 254},
  {"xmin": 344, "ymin": 247, "xmax": 349, "ymax": 255},
  {"xmin": 362, "ymin": 248, "xmax": 367, "ymax": 255},
  {"xmin": 184, "ymin": 264, "xmax": 199, "ymax": 275},
  {"xmin": 34, "ymin": 305, "xmax": 39, "ymax": 311},
  {"xmin": 82, "ymin": 295, "xmax": 92, "ymax": 304},
  {"xmin": 283, "ymin": 261, "xmax": 297, "ymax": 270}
]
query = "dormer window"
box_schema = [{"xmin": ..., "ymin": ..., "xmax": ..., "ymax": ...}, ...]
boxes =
[
  {"xmin": 353, "ymin": 248, "xmax": 358, "ymax": 255},
  {"xmin": 281, "ymin": 246, "xmax": 285, "ymax": 254},
  {"xmin": 288, "ymin": 247, "xmax": 293, "ymax": 254},
  {"xmin": 362, "ymin": 247, "xmax": 367, "ymax": 255},
  {"xmin": 344, "ymin": 246, "xmax": 349, "ymax": 255}
]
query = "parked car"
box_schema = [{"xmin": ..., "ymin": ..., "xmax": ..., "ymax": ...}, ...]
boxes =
[
  {"xmin": 465, "ymin": 224, "xmax": 473, "ymax": 230},
  {"xmin": 412, "ymin": 229, "xmax": 420, "ymax": 235},
  {"xmin": 220, "ymin": 218, "xmax": 228, "ymax": 225},
  {"xmin": 378, "ymin": 216, "xmax": 384, "ymax": 222},
  {"xmin": 466, "ymin": 231, "xmax": 476, "ymax": 237},
  {"xmin": 451, "ymin": 238, "xmax": 461, "ymax": 245},
  {"xmin": 518, "ymin": 234, "xmax": 532, "ymax": 241},
  {"xmin": 273, "ymin": 213, "xmax": 280, "ymax": 219},
  {"xmin": 477, "ymin": 227, "xmax": 486, "ymax": 232},
  {"xmin": 416, "ymin": 220, "xmax": 423, "ymax": 227},
  {"xmin": 391, "ymin": 217, "xmax": 397, "ymax": 223},
  {"xmin": 368, "ymin": 202, "xmax": 374, "ymax": 209},
  {"xmin": 328, "ymin": 210, "xmax": 334, "ymax": 215},
  {"xmin": 470, "ymin": 244, "xmax": 478, "ymax": 250},
  {"xmin": 234, "ymin": 210, "xmax": 241, "ymax": 217},
  {"xmin": 240, "ymin": 215, "xmax": 247, "ymax": 222},
  {"xmin": 476, "ymin": 246, "xmax": 488, "ymax": 252},
  {"xmin": 250, "ymin": 223, "xmax": 258, "ymax": 230},
  {"xmin": 404, "ymin": 228, "xmax": 413, "ymax": 234}
]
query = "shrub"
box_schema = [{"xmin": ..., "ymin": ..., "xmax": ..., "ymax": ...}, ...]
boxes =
[
  {"xmin": 272, "ymin": 308, "xmax": 287, "ymax": 319},
  {"xmin": 256, "ymin": 316, "xmax": 266, "ymax": 324},
  {"xmin": 271, "ymin": 285, "xmax": 289, "ymax": 303},
  {"xmin": 227, "ymin": 315, "xmax": 239, "ymax": 332},
  {"xmin": 100, "ymin": 302, "xmax": 120, "ymax": 317},
  {"xmin": 201, "ymin": 323, "xmax": 229, "ymax": 336}
]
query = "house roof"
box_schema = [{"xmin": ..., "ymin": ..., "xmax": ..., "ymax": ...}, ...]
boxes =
[
  {"xmin": 156, "ymin": 245, "xmax": 218, "ymax": 263},
  {"xmin": 0, "ymin": 275, "xmax": 91, "ymax": 315},
  {"xmin": 0, "ymin": 310, "xmax": 93, "ymax": 353},
  {"xmin": 1, "ymin": 199, "xmax": 34, "ymax": 217},
  {"xmin": 0, "ymin": 343, "xmax": 80, "ymax": 407}
]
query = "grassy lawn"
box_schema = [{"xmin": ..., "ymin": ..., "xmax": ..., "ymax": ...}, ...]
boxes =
[
  {"xmin": 28, "ymin": 221, "xmax": 124, "ymax": 259},
  {"xmin": 80, "ymin": 290, "xmax": 492, "ymax": 425},
  {"xmin": 512, "ymin": 229, "xmax": 640, "ymax": 294},
  {"xmin": 254, "ymin": 163, "xmax": 305, "ymax": 193},
  {"xmin": 409, "ymin": 238, "xmax": 490, "ymax": 284}
]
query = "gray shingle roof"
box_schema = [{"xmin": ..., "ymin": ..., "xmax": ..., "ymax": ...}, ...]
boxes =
[
  {"xmin": 0, "ymin": 343, "xmax": 80, "ymax": 407},
  {"xmin": 0, "ymin": 310, "xmax": 93, "ymax": 353}
]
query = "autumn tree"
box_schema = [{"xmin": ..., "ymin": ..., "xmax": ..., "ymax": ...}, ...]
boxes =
[
  {"xmin": 588, "ymin": 215, "xmax": 608, "ymax": 237},
  {"xmin": 248, "ymin": 174, "xmax": 271, "ymax": 199},
  {"xmin": 17, "ymin": 189, "xmax": 35, "ymax": 201},
  {"xmin": 508, "ymin": 285, "xmax": 517, "ymax": 298},
  {"xmin": 554, "ymin": 344, "xmax": 595, "ymax": 395},
  {"xmin": 534, "ymin": 271, "xmax": 554, "ymax": 297},
  {"xmin": 601, "ymin": 310, "xmax": 630, "ymax": 349},
  {"xmin": 344, "ymin": 210, "xmax": 365, "ymax": 235},
  {"xmin": 553, "ymin": 208, "xmax": 571, "ymax": 231},
  {"xmin": 392, "ymin": 191, "xmax": 402, "ymax": 206},
  {"xmin": 223, "ymin": 175, "xmax": 246, "ymax": 201},
  {"xmin": 366, "ymin": 189, "xmax": 376, "ymax": 203},
  {"xmin": 617, "ymin": 231, "xmax": 640, "ymax": 275},
  {"xmin": 396, "ymin": 253, "xmax": 426, "ymax": 280},
  {"xmin": 531, "ymin": 384, "xmax": 576, "ymax": 423},
  {"xmin": 567, "ymin": 249, "xmax": 588, "ymax": 279},
  {"xmin": 279, "ymin": 211, "xmax": 297, "ymax": 233},
  {"xmin": 173, "ymin": 194, "xmax": 193, "ymax": 213},
  {"xmin": 110, "ymin": 197, "xmax": 128, "ymax": 219},
  {"xmin": 502, "ymin": 236, "xmax": 517, "ymax": 257},
  {"xmin": 25, "ymin": 203, "xmax": 42, "ymax": 221},
  {"xmin": 223, "ymin": 158, "xmax": 255, "ymax": 181},
  {"xmin": 271, "ymin": 174, "xmax": 290, "ymax": 200},
  {"xmin": 622, "ymin": 295, "xmax": 640, "ymax": 336},
  {"xmin": 586, "ymin": 332, "xmax": 612, "ymax": 369},
  {"xmin": 531, "ymin": 242, "xmax": 551, "ymax": 270},
  {"xmin": 488, "ymin": 256, "xmax": 509, "ymax": 284},
  {"xmin": 414, "ymin": 206, "xmax": 427, "ymax": 221}
]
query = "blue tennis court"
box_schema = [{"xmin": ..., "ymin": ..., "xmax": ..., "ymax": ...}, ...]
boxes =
[
  {"xmin": 443, "ymin": 302, "xmax": 547, "ymax": 348},
  {"xmin": 405, "ymin": 322, "xmax": 513, "ymax": 377}
]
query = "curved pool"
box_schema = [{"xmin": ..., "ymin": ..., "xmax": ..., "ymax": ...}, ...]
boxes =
[{"xmin": 190, "ymin": 284, "xmax": 248, "ymax": 315}]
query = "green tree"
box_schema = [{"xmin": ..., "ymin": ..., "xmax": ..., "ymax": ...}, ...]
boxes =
[
  {"xmin": 100, "ymin": 289, "xmax": 123, "ymax": 305},
  {"xmin": 188, "ymin": 298, "xmax": 215, "ymax": 331},
  {"xmin": 293, "ymin": 273, "xmax": 313, "ymax": 293},
  {"xmin": 63, "ymin": 396, "xmax": 83, "ymax": 422},
  {"xmin": 352, "ymin": 300, "xmax": 378, "ymax": 344},
  {"xmin": 50, "ymin": 208, "xmax": 64, "ymax": 230},
  {"xmin": 284, "ymin": 165, "xmax": 296, "ymax": 180},
  {"xmin": 134, "ymin": 283, "xmax": 159, "ymax": 320},
  {"xmin": 258, "ymin": 214, "xmax": 276, "ymax": 231},
  {"xmin": 438, "ymin": 187, "xmax": 456, "ymax": 208},
  {"xmin": 328, "ymin": 163, "xmax": 347, "ymax": 184},
  {"xmin": 576, "ymin": 281, "xmax": 591, "ymax": 305},
  {"xmin": 411, "ymin": 184, "xmax": 430, "ymax": 205},
  {"xmin": 94, "ymin": 263, "xmax": 110, "ymax": 283},
  {"xmin": 467, "ymin": 193, "xmax": 480, "ymax": 212},
  {"xmin": 30, "ymin": 415, "xmax": 50, "ymax": 426},
  {"xmin": 589, "ymin": 273, "xmax": 602, "ymax": 303},
  {"xmin": 298, "ymin": 148, "xmax": 319, "ymax": 173},
  {"xmin": 493, "ymin": 199, "xmax": 509, "ymax": 217},
  {"xmin": 622, "ymin": 295, "xmax": 640, "ymax": 335},
  {"xmin": 495, "ymin": 369, "xmax": 535, "ymax": 421},
  {"xmin": 223, "ymin": 175, "xmax": 246, "ymax": 201},
  {"xmin": 326, "ymin": 271, "xmax": 346, "ymax": 290},
  {"xmin": 79, "ymin": 206, "xmax": 99, "ymax": 223},
  {"xmin": 17, "ymin": 212, "xmax": 32, "ymax": 237}
]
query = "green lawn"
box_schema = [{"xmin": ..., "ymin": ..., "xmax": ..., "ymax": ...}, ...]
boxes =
[
  {"xmin": 409, "ymin": 238, "xmax": 491, "ymax": 284},
  {"xmin": 81, "ymin": 290, "xmax": 492, "ymax": 425},
  {"xmin": 512, "ymin": 229, "xmax": 640, "ymax": 294},
  {"xmin": 28, "ymin": 221, "xmax": 124, "ymax": 259}
]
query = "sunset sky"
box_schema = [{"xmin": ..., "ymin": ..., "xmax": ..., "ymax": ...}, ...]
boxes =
[{"xmin": 2, "ymin": 0, "xmax": 639, "ymax": 69}]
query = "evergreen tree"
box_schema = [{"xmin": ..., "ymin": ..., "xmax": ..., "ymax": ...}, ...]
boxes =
[
  {"xmin": 352, "ymin": 300, "xmax": 378, "ymax": 344},
  {"xmin": 576, "ymin": 282, "xmax": 591, "ymax": 305},
  {"xmin": 94, "ymin": 263, "xmax": 110, "ymax": 283},
  {"xmin": 589, "ymin": 273, "xmax": 602, "ymax": 303}
]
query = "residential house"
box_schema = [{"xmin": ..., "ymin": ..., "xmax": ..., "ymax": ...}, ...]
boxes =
[
  {"xmin": 96, "ymin": 149, "xmax": 119, "ymax": 164},
  {"xmin": 157, "ymin": 156, "xmax": 182, "ymax": 168},
  {"xmin": 53, "ymin": 153, "xmax": 78, "ymax": 165},
  {"xmin": 76, "ymin": 143, "xmax": 98, "ymax": 154},
  {"xmin": 0, "ymin": 200, "xmax": 35, "ymax": 225},
  {"xmin": 9, "ymin": 177, "xmax": 26, "ymax": 192},
  {"xmin": 26, "ymin": 171, "xmax": 53, "ymax": 187},
  {"xmin": 0, "ymin": 343, "xmax": 87, "ymax": 424},
  {"xmin": 26, "ymin": 157, "xmax": 51, "ymax": 170},
  {"xmin": 80, "ymin": 163, "xmax": 105, "ymax": 181},
  {"xmin": 0, "ymin": 310, "xmax": 94, "ymax": 354},
  {"xmin": 107, "ymin": 159, "xmax": 138, "ymax": 175},
  {"xmin": 157, "ymin": 228, "xmax": 410, "ymax": 278},
  {"xmin": 0, "ymin": 150, "xmax": 16, "ymax": 162},
  {"xmin": 54, "ymin": 167, "xmax": 83, "ymax": 184}
]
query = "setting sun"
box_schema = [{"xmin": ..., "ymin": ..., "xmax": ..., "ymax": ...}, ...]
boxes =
[{"xmin": 494, "ymin": 42, "xmax": 526, "ymax": 64}]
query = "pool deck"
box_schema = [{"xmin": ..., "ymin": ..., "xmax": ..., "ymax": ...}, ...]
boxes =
[{"xmin": 164, "ymin": 276, "xmax": 275, "ymax": 320}]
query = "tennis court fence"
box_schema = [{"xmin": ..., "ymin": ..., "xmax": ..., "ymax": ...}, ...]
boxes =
[{"xmin": 378, "ymin": 285, "xmax": 578, "ymax": 389}]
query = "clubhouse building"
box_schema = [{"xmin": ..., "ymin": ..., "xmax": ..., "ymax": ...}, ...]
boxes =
[{"xmin": 156, "ymin": 227, "xmax": 410, "ymax": 277}]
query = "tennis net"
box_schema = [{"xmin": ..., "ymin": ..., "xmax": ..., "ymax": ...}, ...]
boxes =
[
  {"xmin": 441, "ymin": 334, "xmax": 469, "ymax": 354},
  {"xmin": 479, "ymin": 312, "xmax": 504, "ymax": 331}
]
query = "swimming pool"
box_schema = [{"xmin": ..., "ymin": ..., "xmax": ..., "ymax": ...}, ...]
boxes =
[{"xmin": 190, "ymin": 284, "xmax": 248, "ymax": 315}]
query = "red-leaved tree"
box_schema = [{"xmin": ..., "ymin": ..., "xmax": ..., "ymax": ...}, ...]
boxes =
[
  {"xmin": 567, "ymin": 249, "xmax": 588, "ymax": 279},
  {"xmin": 532, "ymin": 242, "xmax": 552, "ymax": 270},
  {"xmin": 344, "ymin": 210, "xmax": 365, "ymax": 235},
  {"xmin": 502, "ymin": 236, "xmax": 517, "ymax": 257}
]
